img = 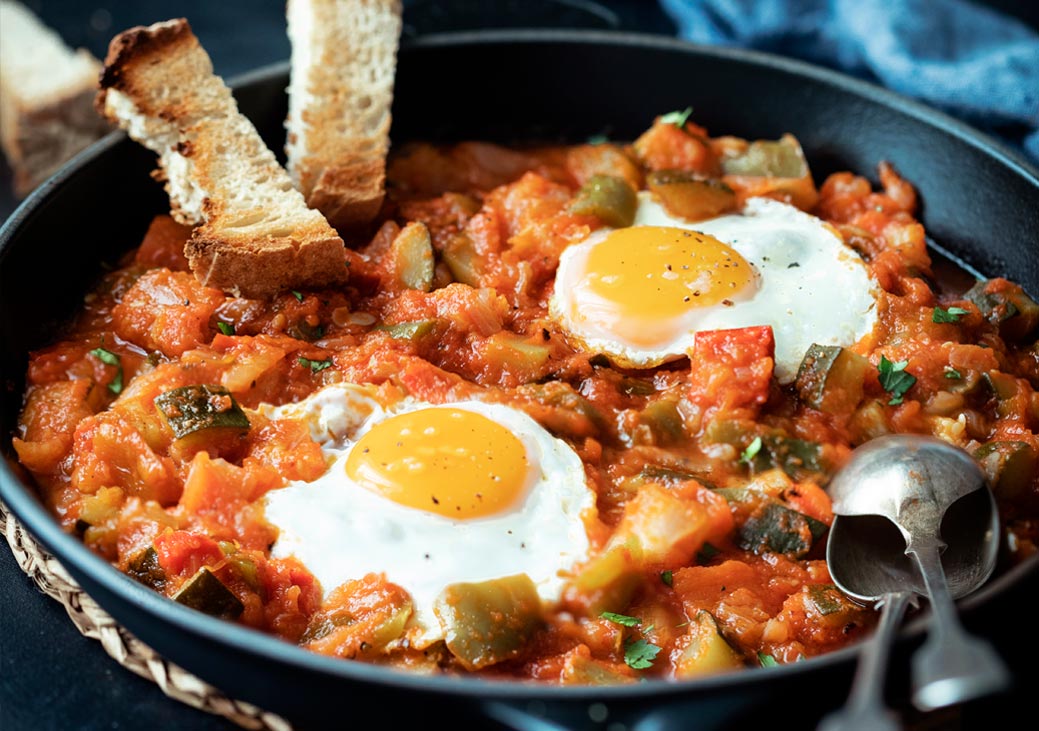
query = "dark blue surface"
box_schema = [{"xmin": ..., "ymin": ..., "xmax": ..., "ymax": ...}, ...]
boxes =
[{"xmin": 1, "ymin": 3, "xmax": 1037, "ymax": 731}]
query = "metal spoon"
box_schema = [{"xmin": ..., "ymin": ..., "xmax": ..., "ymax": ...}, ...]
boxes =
[{"xmin": 817, "ymin": 434, "xmax": 1009, "ymax": 731}]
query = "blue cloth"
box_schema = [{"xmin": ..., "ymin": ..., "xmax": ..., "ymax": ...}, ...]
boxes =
[{"xmin": 660, "ymin": 0, "xmax": 1039, "ymax": 164}]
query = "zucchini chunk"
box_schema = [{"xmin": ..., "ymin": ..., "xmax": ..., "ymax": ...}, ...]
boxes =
[
  {"xmin": 965, "ymin": 279, "xmax": 1039, "ymax": 342},
  {"xmin": 568, "ymin": 174, "xmax": 638, "ymax": 228},
  {"xmin": 126, "ymin": 546, "xmax": 166, "ymax": 591},
  {"xmin": 646, "ymin": 170, "xmax": 737, "ymax": 222},
  {"xmin": 375, "ymin": 319, "xmax": 437, "ymax": 341},
  {"xmin": 434, "ymin": 574, "xmax": 544, "ymax": 671},
  {"xmin": 795, "ymin": 344, "xmax": 870, "ymax": 415},
  {"xmin": 974, "ymin": 441, "xmax": 1037, "ymax": 501},
  {"xmin": 717, "ymin": 487, "xmax": 827, "ymax": 557},
  {"xmin": 155, "ymin": 384, "xmax": 250, "ymax": 443},
  {"xmin": 673, "ymin": 611, "xmax": 743, "ymax": 678},
  {"xmin": 172, "ymin": 567, "xmax": 244, "ymax": 619},
  {"xmin": 390, "ymin": 221, "xmax": 435, "ymax": 292}
]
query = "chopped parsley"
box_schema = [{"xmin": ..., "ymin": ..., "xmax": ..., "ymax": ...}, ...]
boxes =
[
  {"xmin": 601, "ymin": 611, "xmax": 641, "ymax": 628},
  {"xmin": 298, "ymin": 356, "xmax": 332, "ymax": 373},
  {"xmin": 878, "ymin": 355, "xmax": 916, "ymax": 405},
  {"xmin": 740, "ymin": 436, "xmax": 763, "ymax": 464},
  {"xmin": 944, "ymin": 366, "xmax": 963, "ymax": 380},
  {"xmin": 623, "ymin": 639, "xmax": 661, "ymax": 670},
  {"xmin": 758, "ymin": 652, "xmax": 779, "ymax": 668},
  {"xmin": 217, "ymin": 322, "xmax": 235, "ymax": 336},
  {"xmin": 659, "ymin": 106, "xmax": 693, "ymax": 129},
  {"xmin": 586, "ymin": 133, "xmax": 609, "ymax": 145},
  {"xmin": 291, "ymin": 290, "xmax": 304, "ymax": 302},
  {"xmin": 932, "ymin": 306, "xmax": 969, "ymax": 323},
  {"xmin": 660, "ymin": 570, "xmax": 673, "ymax": 587},
  {"xmin": 89, "ymin": 347, "xmax": 123, "ymax": 394}
]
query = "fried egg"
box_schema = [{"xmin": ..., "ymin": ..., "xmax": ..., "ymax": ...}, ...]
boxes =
[
  {"xmin": 549, "ymin": 193, "xmax": 879, "ymax": 382},
  {"xmin": 261, "ymin": 384, "xmax": 595, "ymax": 648}
]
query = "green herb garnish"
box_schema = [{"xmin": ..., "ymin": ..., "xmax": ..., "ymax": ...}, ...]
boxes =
[
  {"xmin": 90, "ymin": 347, "xmax": 123, "ymax": 394},
  {"xmin": 696, "ymin": 542, "xmax": 720, "ymax": 564},
  {"xmin": 944, "ymin": 367, "xmax": 962, "ymax": 380},
  {"xmin": 741, "ymin": 436, "xmax": 763, "ymax": 464},
  {"xmin": 217, "ymin": 322, "xmax": 235, "ymax": 336},
  {"xmin": 932, "ymin": 306, "xmax": 969, "ymax": 323},
  {"xmin": 586, "ymin": 134, "xmax": 609, "ymax": 145},
  {"xmin": 298, "ymin": 357, "xmax": 332, "ymax": 373},
  {"xmin": 878, "ymin": 355, "xmax": 916, "ymax": 405},
  {"xmin": 601, "ymin": 611, "xmax": 641, "ymax": 628},
  {"xmin": 758, "ymin": 652, "xmax": 779, "ymax": 668},
  {"xmin": 659, "ymin": 106, "xmax": 693, "ymax": 129},
  {"xmin": 291, "ymin": 290, "xmax": 304, "ymax": 302},
  {"xmin": 660, "ymin": 570, "xmax": 673, "ymax": 587},
  {"xmin": 623, "ymin": 639, "xmax": 661, "ymax": 670}
]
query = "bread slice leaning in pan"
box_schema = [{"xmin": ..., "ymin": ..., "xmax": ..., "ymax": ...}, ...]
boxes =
[
  {"xmin": 285, "ymin": 0, "xmax": 403, "ymax": 235},
  {"xmin": 97, "ymin": 18, "xmax": 350, "ymax": 299}
]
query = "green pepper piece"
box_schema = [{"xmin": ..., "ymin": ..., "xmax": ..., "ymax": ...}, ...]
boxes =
[
  {"xmin": 376, "ymin": 320, "xmax": 438, "ymax": 341},
  {"xmin": 434, "ymin": 574, "xmax": 544, "ymax": 671},
  {"xmin": 721, "ymin": 138, "xmax": 806, "ymax": 178},
  {"xmin": 569, "ymin": 175, "xmax": 638, "ymax": 228},
  {"xmin": 646, "ymin": 170, "xmax": 737, "ymax": 222}
]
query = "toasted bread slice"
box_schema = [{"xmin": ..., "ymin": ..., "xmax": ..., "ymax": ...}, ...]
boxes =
[
  {"xmin": 97, "ymin": 18, "xmax": 349, "ymax": 299},
  {"xmin": 0, "ymin": 1, "xmax": 111, "ymax": 197},
  {"xmin": 285, "ymin": 0, "xmax": 402, "ymax": 234}
]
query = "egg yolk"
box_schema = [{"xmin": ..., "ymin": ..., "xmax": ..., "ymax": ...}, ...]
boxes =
[
  {"xmin": 345, "ymin": 407, "xmax": 532, "ymax": 519},
  {"xmin": 578, "ymin": 226, "xmax": 756, "ymax": 347}
]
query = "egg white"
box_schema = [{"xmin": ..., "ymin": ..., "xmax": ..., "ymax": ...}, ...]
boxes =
[
  {"xmin": 549, "ymin": 193, "xmax": 880, "ymax": 382},
  {"xmin": 261, "ymin": 384, "xmax": 595, "ymax": 648}
]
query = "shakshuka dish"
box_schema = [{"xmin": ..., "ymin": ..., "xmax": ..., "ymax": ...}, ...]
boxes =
[{"xmin": 13, "ymin": 113, "xmax": 1039, "ymax": 683}]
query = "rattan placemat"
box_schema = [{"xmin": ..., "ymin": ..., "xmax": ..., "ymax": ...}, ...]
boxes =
[{"xmin": 0, "ymin": 500, "xmax": 292, "ymax": 731}]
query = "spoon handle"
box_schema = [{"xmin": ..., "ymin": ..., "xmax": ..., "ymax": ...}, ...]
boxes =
[
  {"xmin": 816, "ymin": 591, "xmax": 912, "ymax": 731},
  {"xmin": 906, "ymin": 539, "xmax": 1011, "ymax": 711}
]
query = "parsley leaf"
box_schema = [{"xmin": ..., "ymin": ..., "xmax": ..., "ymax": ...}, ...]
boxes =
[
  {"xmin": 740, "ymin": 436, "xmax": 763, "ymax": 464},
  {"xmin": 932, "ymin": 306, "xmax": 969, "ymax": 323},
  {"xmin": 696, "ymin": 542, "xmax": 720, "ymax": 564},
  {"xmin": 601, "ymin": 611, "xmax": 641, "ymax": 627},
  {"xmin": 944, "ymin": 367, "xmax": 962, "ymax": 380},
  {"xmin": 758, "ymin": 652, "xmax": 779, "ymax": 668},
  {"xmin": 217, "ymin": 322, "xmax": 235, "ymax": 336},
  {"xmin": 89, "ymin": 347, "xmax": 124, "ymax": 395},
  {"xmin": 586, "ymin": 134, "xmax": 609, "ymax": 145},
  {"xmin": 660, "ymin": 570, "xmax": 673, "ymax": 587},
  {"xmin": 659, "ymin": 106, "xmax": 693, "ymax": 129},
  {"xmin": 291, "ymin": 290, "xmax": 304, "ymax": 302},
  {"xmin": 878, "ymin": 355, "xmax": 916, "ymax": 405},
  {"xmin": 298, "ymin": 357, "xmax": 332, "ymax": 373},
  {"xmin": 624, "ymin": 639, "xmax": 661, "ymax": 670}
]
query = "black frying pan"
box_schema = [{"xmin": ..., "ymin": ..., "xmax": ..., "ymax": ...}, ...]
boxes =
[{"xmin": 2, "ymin": 31, "xmax": 1038, "ymax": 731}]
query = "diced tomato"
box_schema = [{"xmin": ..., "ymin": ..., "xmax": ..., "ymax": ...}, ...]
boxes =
[
  {"xmin": 134, "ymin": 215, "xmax": 192, "ymax": 271},
  {"xmin": 688, "ymin": 326, "xmax": 775, "ymax": 420}
]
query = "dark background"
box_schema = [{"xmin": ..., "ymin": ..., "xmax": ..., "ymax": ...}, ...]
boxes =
[{"xmin": 1, "ymin": 2, "xmax": 1037, "ymax": 730}]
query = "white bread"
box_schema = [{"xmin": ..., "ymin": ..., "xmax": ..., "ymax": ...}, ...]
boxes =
[
  {"xmin": 97, "ymin": 18, "xmax": 349, "ymax": 299},
  {"xmin": 285, "ymin": 0, "xmax": 402, "ymax": 234},
  {"xmin": 0, "ymin": 1, "xmax": 110, "ymax": 197}
]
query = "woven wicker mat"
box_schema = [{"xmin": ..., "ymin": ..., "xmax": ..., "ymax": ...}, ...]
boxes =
[{"xmin": 0, "ymin": 500, "xmax": 293, "ymax": 731}]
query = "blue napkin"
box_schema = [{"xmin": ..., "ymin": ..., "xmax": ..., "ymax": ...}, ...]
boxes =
[{"xmin": 659, "ymin": 0, "xmax": 1039, "ymax": 165}]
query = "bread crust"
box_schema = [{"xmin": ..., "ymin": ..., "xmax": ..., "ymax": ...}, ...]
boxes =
[{"xmin": 97, "ymin": 18, "xmax": 349, "ymax": 299}]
